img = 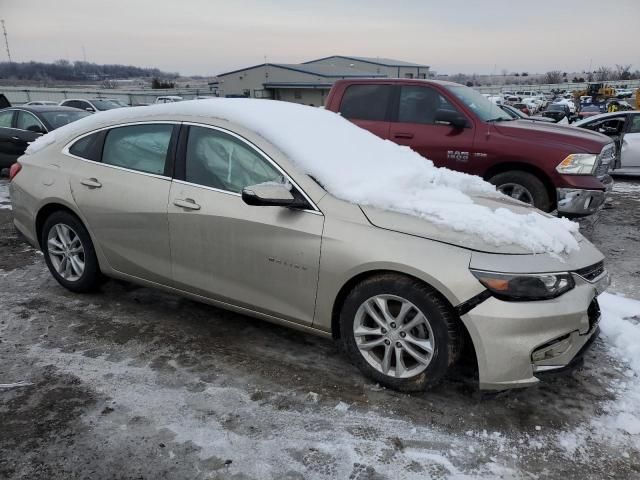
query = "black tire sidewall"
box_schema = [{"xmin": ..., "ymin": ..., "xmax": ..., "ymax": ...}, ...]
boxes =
[
  {"xmin": 41, "ymin": 211, "xmax": 101, "ymax": 293},
  {"xmin": 339, "ymin": 275, "xmax": 458, "ymax": 392},
  {"xmin": 489, "ymin": 171, "xmax": 551, "ymax": 212}
]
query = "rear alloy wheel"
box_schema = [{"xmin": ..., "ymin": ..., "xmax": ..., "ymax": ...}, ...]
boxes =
[
  {"xmin": 340, "ymin": 274, "xmax": 461, "ymax": 392},
  {"xmin": 489, "ymin": 171, "xmax": 552, "ymax": 212},
  {"xmin": 41, "ymin": 211, "xmax": 102, "ymax": 293}
]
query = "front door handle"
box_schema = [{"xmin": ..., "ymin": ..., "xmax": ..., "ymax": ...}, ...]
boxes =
[
  {"xmin": 10, "ymin": 136, "xmax": 20, "ymax": 141},
  {"xmin": 394, "ymin": 132, "xmax": 414, "ymax": 139},
  {"xmin": 173, "ymin": 198, "xmax": 201, "ymax": 210},
  {"xmin": 80, "ymin": 178, "xmax": 102, "ymax": 188}
]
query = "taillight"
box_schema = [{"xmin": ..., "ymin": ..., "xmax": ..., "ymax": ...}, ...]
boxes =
[{"xmin": 9, "ymin": 162, "xmax": 21, "ymax": 181}]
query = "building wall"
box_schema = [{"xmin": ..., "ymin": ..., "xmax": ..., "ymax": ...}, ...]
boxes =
[
  {"xmin": 274, "ymin": 88, "xmax": 327, "ymax": 106},
  {"xmin": 305, "ymin": 57, "xmax": 429, "ymax": 79},
  {"xmin": 217, "ymin": 65, "xmax": 327, "ymax": 98}
]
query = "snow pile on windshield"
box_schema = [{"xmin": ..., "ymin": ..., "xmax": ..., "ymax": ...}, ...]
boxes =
[{"xmin": 26, "ymin": 99, "xmax": 580, "ymax": 254}]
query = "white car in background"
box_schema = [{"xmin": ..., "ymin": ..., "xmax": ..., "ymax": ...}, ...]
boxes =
[
  {"xmin": 25, "ymin": 100, "xmax": 59, "ymax": 106},
  {"xmin": 155, "ymin": 96, "xmax": 183, "ymax": 104},
  {"xmin": 60, "ymin": 98, "xmax": 123, "ymax": 113},
  {"xmin": 554, "ymin": 98, "xmax": 577, "ymax": 114}
]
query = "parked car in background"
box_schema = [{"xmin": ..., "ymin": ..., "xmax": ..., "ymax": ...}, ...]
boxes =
[
  {"xmin": 102, "ymin": 98, "xmax": 131, "ymax": 107},
  {"xmin": 325, "ymin": 79, "xmax": 614, "ymax": 215},
  {"xmin": 25, "ymin": 100, "xmax": 59, "ymax": 106},
  {"xmin": 499, "ymin": 104, "xmax": 556, "ymax": 123},
  {"xmin": 542, "ymin": 103, "xmax": 573, "ymax": 123},
  {"xmin": 0, "ymin": 106, "xmax": 90, "ymax": 169},
  {"xmin": 574, "ymin": 111, "xmax": 640, "ymax": 176},
  {"xmin": 155, "ymin": 95, "xmax": 183, "ymax": 104},
  {"xmin": 616, "ymin": 89, "xmax": 633, "ymax": 99},
  {"xmin": 511, "ymin": 102, "xmax": 531, "ymax": 116},
  {"xmin": 59, "ymin": 98, "xmax": 123, "ymax": 113},
  {"xmin": 9, "ymin": 99, "xmax": 609, "ymax": 392},
  {"xmin": 577, "ymin": 104, "xmax": 605, "ymax": 120},
  {"xmin": 521, "ymin": 98, "xmax": 539, "ymax": 114}
]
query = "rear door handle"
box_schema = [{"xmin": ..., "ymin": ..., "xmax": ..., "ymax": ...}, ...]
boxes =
[
  {"xmin": 173, "ymin": 198, "xmax": 201, "ymax": 210},
  {"xmin": 80, "ymin": 178, "xmax": 102, "ymax": 188},
  {"xmin": 393, "ymin": 132, "xmax": 414, "ymax": 139}
]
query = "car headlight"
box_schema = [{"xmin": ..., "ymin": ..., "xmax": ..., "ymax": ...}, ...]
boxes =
[
  {"xmin": 470, "ymin": 270, "xmax": 575, "ymax": 301},
  {"xmin": 556, "ymin": 153, "xmax": 598, "ymax": 175}
]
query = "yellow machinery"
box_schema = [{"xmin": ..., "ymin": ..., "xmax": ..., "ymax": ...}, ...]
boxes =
[
  {"xmin": 573, "ymin": 83, "xmax": 616, "ymax": 103},
  {"xmin": 636, "ymin": 89, "xmax": 640, "ymax": 110}
]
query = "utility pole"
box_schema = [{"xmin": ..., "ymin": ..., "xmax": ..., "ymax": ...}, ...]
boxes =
[{"xmin": 1, "ymin": 19, "xmax": 11, "ymax": 63}]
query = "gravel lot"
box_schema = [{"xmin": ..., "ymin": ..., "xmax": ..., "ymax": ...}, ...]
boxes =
[{"xmin": 1, "ymin": 176, "xmax": 639, "ymax": 479}]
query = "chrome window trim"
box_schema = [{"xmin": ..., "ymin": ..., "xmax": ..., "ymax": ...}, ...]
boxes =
[
  {"xmin": 182, "ymin": 121, "xmax": 323, "ymax": 215},
  {"xmin": 61, "ymin": 120, "xmax": 180, "ymax": 180}
]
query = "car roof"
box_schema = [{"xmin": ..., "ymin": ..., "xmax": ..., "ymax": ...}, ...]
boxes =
[
  {"xmin": 574, "ymin": 110, "xmax": 639, "ymax": 126},
  {"xmin": 3, "ymin": 105, "xmax": 86, "ymax": 113}
]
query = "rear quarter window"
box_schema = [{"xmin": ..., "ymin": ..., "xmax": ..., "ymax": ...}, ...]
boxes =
[
  {"xmin": 339, "ymin": 85, "xmax": 392, "ymax": 121},
  {"xmin": 68, "ymin": 132, "xmax": 102, "ymax": 161}
]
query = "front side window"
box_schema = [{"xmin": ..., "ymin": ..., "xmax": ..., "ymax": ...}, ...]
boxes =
[
  {"xmin": 397, "ymin": 86, "xmax": 461, "ymax": 125},
  {"xmin": 629, "ymin": 115, "xmax": 640, "ymax": 134},
  {"xmin": 339, "ymin": 84, "xmax": 392, "ymax": 121},
  {"xmin": 102, "ymin": 124, "xmax": 173, "ymax": 175},
  {"xmin": 185, "ymin": 126, "xmax": 284, "ymax": 193},
  {"xmin": 16, "ymin": 111, "xmax": 45, "ymax": 131},
  {"xmin": 444, "ymin": 85, "xmax": 512, "ymax": 122},
  {"xmin": 0, "ymin": 110, "xmax": 14, "ymax": 127}
]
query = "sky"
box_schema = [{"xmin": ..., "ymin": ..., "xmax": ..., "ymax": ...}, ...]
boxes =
[{"xmin": 2, "ymin": 0, "xmax": 639, "ymax": 77}]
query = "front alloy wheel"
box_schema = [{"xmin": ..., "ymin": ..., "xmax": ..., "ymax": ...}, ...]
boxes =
[
  {"xmin": 354, "ymin": 295, "xmax": 435, "ymax": 379},
  {"xmin": 339, "ymin": 274, "xmax": 461, "ymax": 392}
]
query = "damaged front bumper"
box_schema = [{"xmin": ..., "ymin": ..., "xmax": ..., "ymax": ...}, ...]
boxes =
[
  {"xmin": 460, "ymin": 270, "xmax": 609, "ymax": 390},
  {"xmin": 556, "ymin": 175, "xmax": 613, "ymax": 216}
]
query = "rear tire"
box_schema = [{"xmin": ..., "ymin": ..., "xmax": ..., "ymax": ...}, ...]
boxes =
[
  {"xmin": 41, "ymin": 211, "xmax": 102, "ymax": 293},
  {"xmin": 339, "ymin": 274, "xmax": 461, "ymax": 392},
  {"xmin": 489, "ymin": 170, "xmax": 552, "ymax": 212}
]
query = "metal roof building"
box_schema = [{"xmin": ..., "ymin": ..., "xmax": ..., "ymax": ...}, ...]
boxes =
[{"xmin": 210, "ymin": 56, "xmax": 429, "ymax": 106}]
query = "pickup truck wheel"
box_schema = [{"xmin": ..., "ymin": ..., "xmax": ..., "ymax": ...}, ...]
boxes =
[
  {"xmin": 489, "ymin": 171, "xmax": 552, "ymax": 212},
  {"xmin": 339, "ymin": 274, "xmax": 461, "ymax": 392}
]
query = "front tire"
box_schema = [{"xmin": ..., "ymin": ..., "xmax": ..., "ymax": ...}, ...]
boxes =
[
  {"xmin": 489, "ymin": 170, "xmax": 552, "ymax": 212},
  {"xmin": 41, "ymin": 211, "xmax": 102, "ymax": 293},
  {"xmin": 339, "ymin": 274, "xmax": 461, "ymax": 392}
]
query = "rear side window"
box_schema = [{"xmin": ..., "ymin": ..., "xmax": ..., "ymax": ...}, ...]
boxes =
[
  {"xmin": 102, "ymin": 124, "xmax": 173, "ymax": 175},
  {"xmin": 339, "ymin": 85, "xmax": 392, "ymax": 121},
  {"xmin": 69, "ymin": 132, "xmax": 102, "ymax": 161}
]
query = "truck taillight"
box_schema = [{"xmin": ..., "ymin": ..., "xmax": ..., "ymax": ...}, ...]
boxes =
[{"xmin": 9, "ymin": 162, "xmax": 22, "ymax": 181}]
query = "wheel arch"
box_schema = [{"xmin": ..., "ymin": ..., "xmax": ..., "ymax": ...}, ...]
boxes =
[
  {"xmin": 35, "ymin": 202, "xmax": 82, "ymax": 249},
  {"xmin": 484, "ymin": 162, "xmax": 557, "ymax": 209},
  {"xmin": 330, "ymin": 270, "xmax": 476, "ymax": 367}
]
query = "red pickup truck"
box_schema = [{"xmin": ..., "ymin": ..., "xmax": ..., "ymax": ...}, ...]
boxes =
[{"xmin": 325, "ymin": 79, "xmax": 614, "ymax": 216}]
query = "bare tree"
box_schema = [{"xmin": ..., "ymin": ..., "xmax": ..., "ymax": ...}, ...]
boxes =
[
  {"xmin": 544, "ymin": 70, "xmax": 563, "ymax": 84},
  {"xmin": 614, "ymin": 64, "xmax": 632, "ymax": 81},
  {"xmin": 594, "ymin": 66, "xmax": 612, "ymax": 81}
]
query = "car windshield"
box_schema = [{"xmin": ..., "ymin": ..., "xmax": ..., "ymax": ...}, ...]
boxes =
[
  {"xmin": 40, "ymin": 110, "xmax": 91, "ymax": 130},
  {"xmin": 92, "ymin": 100, "xmax": 122, "ymax": 110},
  {"xmin": 444, "ymin": 85, "xmax": 512, "ymax": 122}
]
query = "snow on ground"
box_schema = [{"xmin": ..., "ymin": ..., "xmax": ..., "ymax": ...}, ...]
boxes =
[
  {"xmin": 25, "ymin": 99, "xmax": 580, "ymax": 255},
  {"xmin": 555, "ymin": 292, "xmax": 640, "ymax": 458},
  {"xmin": 0, "ymin": 181, "xmax": 11, "ymax": 210}
]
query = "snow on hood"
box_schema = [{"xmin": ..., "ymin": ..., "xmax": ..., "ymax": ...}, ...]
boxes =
[{"xmin": 26, "ymin": 99, "xmax": 580, "ymax": 255}]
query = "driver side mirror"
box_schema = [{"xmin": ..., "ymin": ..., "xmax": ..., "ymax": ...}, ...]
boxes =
[
  {"xmin": 434, "ymin": 110, "xmax": 468, "ymax": 129},
  {"xmin": 85, "ymin": 107, "xmax": 95, "ymax": 112},
  {"xmin": 242, "ymin": 183, "xmax": 306, "ymax": 208}
]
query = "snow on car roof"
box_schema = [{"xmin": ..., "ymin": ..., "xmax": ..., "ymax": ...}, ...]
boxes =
[{"xmin": 26, "ymin": 98, "xmax": 579, "ymax": 255}]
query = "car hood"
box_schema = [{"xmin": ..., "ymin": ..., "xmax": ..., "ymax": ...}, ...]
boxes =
[
  {"xmin": 361, "ymin": 193, "xmax": 586, "ymax": 257},
  {"xmin": 493, "ymin": 120, "xmax": 609, "ymax": 151}
]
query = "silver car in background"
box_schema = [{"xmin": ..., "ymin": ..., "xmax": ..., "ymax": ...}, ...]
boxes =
[{"xmin": 10, "ymin": 103, "xmax": 609, "ymax": 392}]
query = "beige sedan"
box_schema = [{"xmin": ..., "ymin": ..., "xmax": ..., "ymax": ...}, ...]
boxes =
[{"xmin": 9, "ymin": 103, "xmax": 609, "ymax": 392}]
